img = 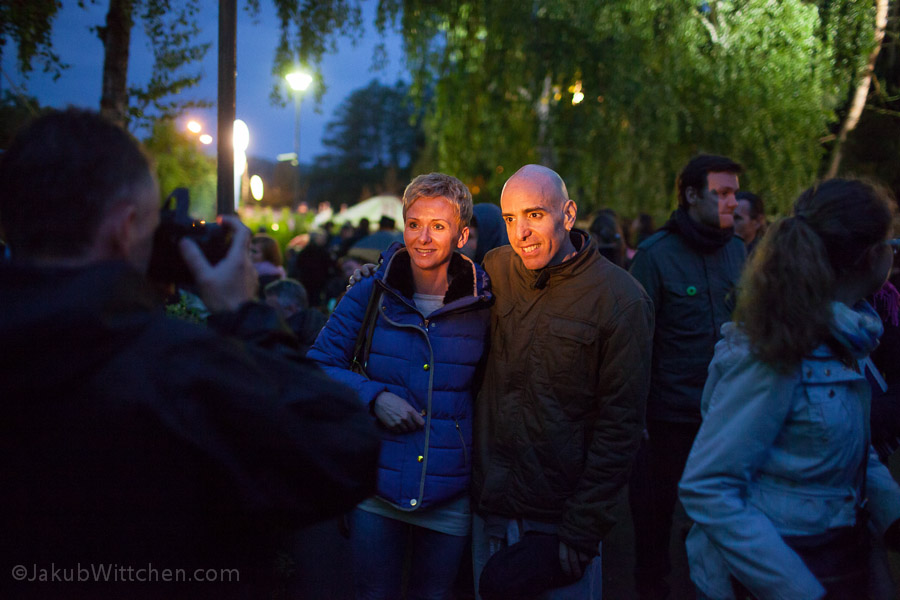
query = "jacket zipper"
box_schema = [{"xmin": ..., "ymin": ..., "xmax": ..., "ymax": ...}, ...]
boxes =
[{"xmin": 455, "ymin": 420, "xmax": 468, "ymax": 468}]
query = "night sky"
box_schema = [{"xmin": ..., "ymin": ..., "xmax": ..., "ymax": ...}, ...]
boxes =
[{"xmin": 1, "ymin": 0, "xmax": 408, "ymax": 162}]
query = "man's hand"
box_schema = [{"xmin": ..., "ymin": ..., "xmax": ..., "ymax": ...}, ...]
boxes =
[
  {"xmin": 180, "ymin": 215, "xmax": 258, "ymax": 313},
  {"xmin": 373, "ymin": 391, "xmax": 425, "ymax": 433},
  {"xmin": 348, "ymin": 263, "xmax": 378, "ymax": 288},
  {"xmin": 559, "ymin": 541, "xmax": 591, "ymax": 580}
]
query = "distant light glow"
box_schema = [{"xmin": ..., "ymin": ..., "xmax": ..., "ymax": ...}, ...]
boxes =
[
  {"xmin": 572, "ymin": 92, "xmax": 584, "ymax": 105},
  {"xmin": 271, "ymin": 223, "xmax": 280, "ymax": 231},
  {"xmin": 199, "ymin": 134, "xmax": 213, "ymax": 145},
  {"xmin": 187, "ymin": 120, "xmax": 202, "ymax": 133},
  {"xmin": 250, "ymin": 175, "xmax": 264, "ymax": 201}
]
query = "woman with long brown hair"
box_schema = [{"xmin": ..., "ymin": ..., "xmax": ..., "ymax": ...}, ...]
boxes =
[{"xmin": 679, "ymin": 179, "xmax": 900, "ymax": 599}]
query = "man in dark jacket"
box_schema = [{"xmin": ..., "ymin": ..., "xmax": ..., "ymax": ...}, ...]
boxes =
[
  {"xmin": 472, "ymin": 165, "xmax": 653, "ymax": 599},
  {"xmin": 0, "ymin": 109, "xmax": 379, "ymax": 599},
  {"xmin": 627, "ymin": 154, "xmax": 746, "ymax": 599}
]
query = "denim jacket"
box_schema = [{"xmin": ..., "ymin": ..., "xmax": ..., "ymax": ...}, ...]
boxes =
[{"xmin": 679, "ymin": 323, "xmax": 900, "ymax": 600}]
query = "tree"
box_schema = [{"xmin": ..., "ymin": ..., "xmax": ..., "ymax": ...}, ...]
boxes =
[
  {"xmin": 307, "ymin": 79, "xmax": 424, "ymax": 206},
  {"xmin": 142, "ymin": 118, "xmax": 217, "ymax": 219},
  {"xmin": 363, "ymin": 0, "xmax": 885, "ymax": 220},
  {"xmin": 0, "ymin": 91, "xmax": 47, "ymax": 148},
  {"xmin": 2, "ymin": 0, "xmax": 210, "ymax": 129}
]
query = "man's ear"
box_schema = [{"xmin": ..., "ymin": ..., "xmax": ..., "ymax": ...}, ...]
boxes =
[
  {"xmin": 563, "ymin": 199, "xmax": 577, "ymax": 231},
  {"xmin": 685, "ymin": 187, "xmax": 700, "ymax": 207},
  {"xmin": 94, "ymin": 202, "xmax": 138, "ymax": 260},
  {"xmin": 456, "ymin": 226, "xmax": 470, "ymax": 249}
]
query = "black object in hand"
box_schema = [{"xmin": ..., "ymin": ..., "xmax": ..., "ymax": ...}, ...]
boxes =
[{"xmin": 147, "ymin": 188, "xmax": 231, "ymax": 285}]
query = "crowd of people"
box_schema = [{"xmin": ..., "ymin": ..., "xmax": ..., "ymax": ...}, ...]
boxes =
[{"xmin": 3, "ymin": 108, "xmax": 900, "ymax": 600}]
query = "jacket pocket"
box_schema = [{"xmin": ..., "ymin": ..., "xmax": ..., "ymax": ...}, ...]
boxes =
[
  {"xmin": 660, "ymin": 281, "xmax": 710, "ymax": 334},
  {"xmin": 546, "ymin": 315, "xmax": 595, "ymax": 374},
  {"xmin": 803, "ymin": 385, "xmax": 855, "ymax": 445}
]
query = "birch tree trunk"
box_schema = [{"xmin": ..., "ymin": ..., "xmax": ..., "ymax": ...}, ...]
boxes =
[{"xmin": 826, "ymin": 0, "xmax": 889, "ymax": 179}]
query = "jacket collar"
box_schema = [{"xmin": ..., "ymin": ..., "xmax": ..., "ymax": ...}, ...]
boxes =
[
  {"xmin": 378, "ymin": 242, "xmax": 488, "ymax": 305},
  {"xmin": 514, "ymin": 229, "xmax": 598, "ymax": 290}
]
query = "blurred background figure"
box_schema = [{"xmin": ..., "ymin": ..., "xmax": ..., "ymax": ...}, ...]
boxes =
[
  {"xmin": 250, "ymin": 234, "xmax": 286, "ymax": 293},
  {"xmin": 288, "ymin": 229, "xmax": 333, "ymax": 309},
  {"xmin": 264, "ymin": 278, "xmax": 326, "ymax": 355},
  {"xmin": 734, "ymin": 190, "xmax": 767, "ymax": 257},
  {"xmin": 589, "ymin": 209, "xmax": 628, "ymax": 268},
  {"xmin": 347, "ymin": 215, "xmax": 404, "ymax": 264},
  {"xmin": 321, "ymin": 255, "xmax": 364, "ymax": 313},
  {"xmin": 627, "ymin": 213, "xmax": 656, "ymax": 262},
  {"xmin": 460, "ymin": 202, "xmax": 508, "ymax": 264}
]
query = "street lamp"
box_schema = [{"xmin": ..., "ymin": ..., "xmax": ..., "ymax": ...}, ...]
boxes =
[{"xmin": 285, "ymin": 69, "xmax": 313, "ymax": 207}]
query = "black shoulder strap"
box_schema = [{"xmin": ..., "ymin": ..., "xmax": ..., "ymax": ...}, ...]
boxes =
[{"xmin": 350, "ymin": 283, "xmax": 382, "ymax": 375}]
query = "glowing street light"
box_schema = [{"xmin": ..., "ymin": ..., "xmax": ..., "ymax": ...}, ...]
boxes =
[
  {"xmin": 250, "ymin": 175, "xmax": 264, "ymax": 201},
  {"xmin": 199, "ymin": 134, "xmax": 213, "ymax": 145},
  {"xmin": 285, "ymin": 71, "xmax": 313, "ymax": 92},
  {"xmin": 285, "ymin": 68, "xmax": 313, "ymax": 207},
  {"xmin": 233, "ymin": 119, "xmax": 250, "ymax": 210},
  {"xmin": 187, "ymin": 120, "xmax": 202, "ymax": 133}
]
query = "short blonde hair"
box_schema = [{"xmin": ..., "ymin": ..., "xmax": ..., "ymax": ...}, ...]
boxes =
[{"xmin": 402, "ymin": 173, "xmax": 473, "ymax": 228}]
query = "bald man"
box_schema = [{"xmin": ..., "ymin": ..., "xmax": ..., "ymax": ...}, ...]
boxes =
[{"xmin": 472, "ymin": 165, "xmax": 653, "ymax": 599}]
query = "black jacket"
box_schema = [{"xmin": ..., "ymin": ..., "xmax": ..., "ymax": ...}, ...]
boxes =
[
  {"xmin": 0, "ymin": 261, "xmax": 379, "ymax": 599},
  {"xmin": 629, "ymin": 227, "xmax": 745, "ymax": 422},
  {"xmin": 473, "ymin": 232, "xmax": 653, "ymax": 554}
]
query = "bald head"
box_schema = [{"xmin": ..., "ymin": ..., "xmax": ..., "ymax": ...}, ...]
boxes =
[
  {"xmin": 500, "ymin": 164, "xmax": 577, "ymax": 270},
  {"xmin": 502, "ymin": 164, "xmax": 570, "ymax": 209}
]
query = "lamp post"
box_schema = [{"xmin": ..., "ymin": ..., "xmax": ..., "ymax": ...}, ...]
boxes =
[{"xmin": 285, "ymin": 70, "xmax": 313, "ymax": 208}]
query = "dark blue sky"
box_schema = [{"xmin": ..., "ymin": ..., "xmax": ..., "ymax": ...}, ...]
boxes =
[{"xmin": 1, "ymin": 0, "xmax": 408, "ymax": 161}]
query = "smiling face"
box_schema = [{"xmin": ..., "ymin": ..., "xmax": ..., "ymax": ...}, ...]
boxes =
[
  {"xmin": 500, "ymin": 173, "xmax": 577, "ymax": 270},
  {"xmin": 403, "ymin": 196, "xmax": 468, "ymax": 275},
  {"xmin": 688, "ymin": 171, "xmax": 740, "ymax": 229}
]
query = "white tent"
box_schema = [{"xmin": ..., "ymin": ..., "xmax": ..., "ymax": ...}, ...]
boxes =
[{"xmin": 313, "ymin": 195, "xmax": 403, "ymax": 229}]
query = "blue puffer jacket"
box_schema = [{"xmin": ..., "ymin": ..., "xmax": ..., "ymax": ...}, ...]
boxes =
[{"xmin": 308, "ymin": 243, "xmax": 492, "ymax": 511}]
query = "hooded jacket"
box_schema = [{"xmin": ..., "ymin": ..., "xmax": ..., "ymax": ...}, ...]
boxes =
[
  {"xmin": 472, "ymin": 231, "xmax": 653, "ymax": 554},
  {"xmin": 308, "ymin": 243, "xmax": 492, "ymax": 511},
  {"xmin": 0, "ymin": 260, "xmax": 379, "ymax": 598}
]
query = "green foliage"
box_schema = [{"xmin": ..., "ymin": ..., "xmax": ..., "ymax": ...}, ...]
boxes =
[
  {"xmin": 265, "ymin": 0, "xmax": 366, "ymax": 104},
  {"xmin": 164, "ymin": 290, "xmax": 209, "ymax": 324},
  {"xmin": 0, "ymin": 0, "xmax": 65, "ymax": 78},
  {"xmin": 0, "ymin": 91, "xmax": 48, "ymax": 148},
  {"xmin": 372, "ymin": 0, "xmax": 877, "ymax": 220},
  {"xmin": 128, "ymin": 0, "xmax": 212, "ymax": 129},
  {"xmin": 239, "ymin": 205, "xmax": 315, "ymax": 250},
  {"xmin": 142, "ymin": 119, "xmax": 217, "ymax": 219}
]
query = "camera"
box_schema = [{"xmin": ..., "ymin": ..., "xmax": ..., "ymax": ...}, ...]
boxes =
[{"xmin": 147, "ymin": 188, "xmax": 231, "ymax": 285}]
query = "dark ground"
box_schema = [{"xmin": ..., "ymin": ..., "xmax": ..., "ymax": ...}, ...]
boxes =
[
  {"xmin": 286, "ymin": 454, "xmax": 900, "ymax": 599},
  {"xmin": 284, "ymin": 485, "xmax": 695, "ymax": 600}
]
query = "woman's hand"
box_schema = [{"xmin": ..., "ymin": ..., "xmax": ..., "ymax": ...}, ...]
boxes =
[{"xmin": 373, "ymin": 392, "xmax": 425, "ymax": 433}]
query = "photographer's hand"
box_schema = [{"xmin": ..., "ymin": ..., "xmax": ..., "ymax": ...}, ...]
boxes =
[{"xmin": 180, "ymin": 216, "xmax": 259, "ymax": 313}]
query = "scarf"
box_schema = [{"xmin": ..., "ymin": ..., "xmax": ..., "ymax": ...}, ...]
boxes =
[
  {"xmin": 663, "ymin": 208, "xmax": 734, "ymax": 253},
  {"xmin": 829, "ymin": 300, "xmax": 883, "ymax": 359},
  {"xmin": 874, "ymin": 281, "xmax": 900, "ymax": 327}
]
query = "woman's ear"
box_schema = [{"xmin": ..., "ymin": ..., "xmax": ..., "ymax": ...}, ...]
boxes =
[{"xmin": 456, "ymin": 226, "xmax": 470, "ymax": 249}]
